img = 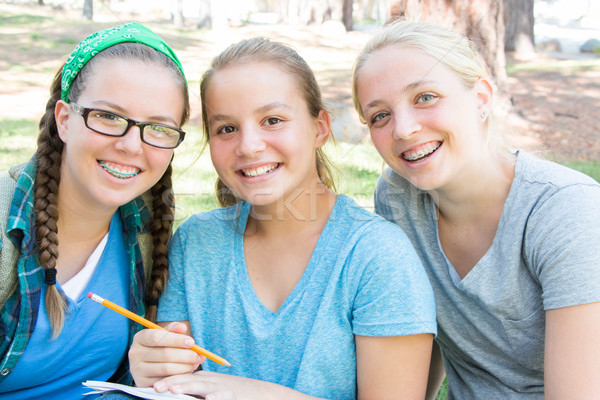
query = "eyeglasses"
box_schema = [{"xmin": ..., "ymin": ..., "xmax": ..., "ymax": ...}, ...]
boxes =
[{"xmin": 71, "ymin": 103, "xmax": 186, "ymax": 149}]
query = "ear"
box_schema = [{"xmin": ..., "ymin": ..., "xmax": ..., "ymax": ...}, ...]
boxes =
[
  {"xmin": 314, "ymin": 109, "xmax": 331, "ymax": 149},
  {"xmin": 54, "ymin": 100, "xmax": 71, "ymax": 143},
  {"xmin": 475, "ymin": 77, "xmax": 493, "ymax": 114}
]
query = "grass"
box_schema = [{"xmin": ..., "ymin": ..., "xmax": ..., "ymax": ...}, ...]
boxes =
[
  {"xmin": 2, "ymin": 117, "xmax": 599, "ymax": 226},
  {"xmin": 0, "ymin": 119, "xmax": 385, "ymax": 225},
  {"xmin": 506, "ymin": 58, "xmax": 600, "ymax": 74}
]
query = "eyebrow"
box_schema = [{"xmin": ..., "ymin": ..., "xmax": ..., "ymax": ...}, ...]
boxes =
[
  {"xmin": 363, "ymin": 80, "xmax": 435, "ymax": 112},
  {"xmin": 91, "ymin": 100, "xmax": 179, "ymax": 126},
  {"xmin": 207, "ymin": 102, "xmax": 293, "ymax": 127}
]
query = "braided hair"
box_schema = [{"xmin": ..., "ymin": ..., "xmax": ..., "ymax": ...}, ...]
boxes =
[{"xmin": 35, "ymin": 43, "xmax": 189, "ymax": 337}]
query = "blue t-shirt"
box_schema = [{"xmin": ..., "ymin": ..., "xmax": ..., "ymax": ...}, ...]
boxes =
[
  {"xmin": 0, "ymin": 212, "xmax": 130, "ymax": 399},
  {"xmin": 158, "ymin": 195, "xmax": 436, "ymax": 400}
]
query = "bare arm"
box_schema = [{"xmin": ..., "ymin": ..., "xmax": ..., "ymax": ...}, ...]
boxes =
[
  {"xmin": 154, "ymin": 333, "xmax": 433, "ymax": 400},
  {"xmin": 425, "ymin": 341, "xmax": 445, "ymax": 400},
  {"xmin": 356, "ymin": 334, "xmax": 434, "ymax": 400},
  {"xmin": 545, "ymin": 302, "xmax": 600, "ymax": 399}
]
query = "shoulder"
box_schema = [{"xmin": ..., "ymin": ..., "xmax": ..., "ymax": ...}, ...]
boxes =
[
  {"xmin": 517, "ymin": 151, "xmax": 599, "ymax": 190},
  {"xmin": 173, "ymin": 204, "xmax": 244, "ymax": 242},
  {"xmin": 513, "ymin": 151, "xmax": 600, "ymax": 216},
  {"xmin": 334, "ymin": 195, "xmax": 420, "ymax": 263}
]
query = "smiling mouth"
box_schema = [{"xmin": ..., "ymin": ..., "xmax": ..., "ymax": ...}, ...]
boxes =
[
  {"xmin": 239, "ymin": 163, "xmax": 280, "ymax": 177},
  {"xmin": 402, "ymin": 141, "xmax": 442, "ymax": 162},
  {"xmin": 98, "ymin": 161, "xmax": 141, "ymax": 179}
]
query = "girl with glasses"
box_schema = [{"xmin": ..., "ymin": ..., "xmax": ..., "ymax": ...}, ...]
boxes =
[
  {"xmin": 352, "ymin": 20, "xmax": 600, "ymax": 399},
  {"xmin": 0, "ymin": 22, "xmax": 189, "ymax": 398},
  {"xmin": 126, "ymin": 37, "xmax": 436, "ymax": 400}
]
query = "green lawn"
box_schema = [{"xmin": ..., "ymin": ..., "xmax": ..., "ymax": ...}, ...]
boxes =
[{"xmin": 2, "ymin": 117, "xmax": 598, "ymax": 227}]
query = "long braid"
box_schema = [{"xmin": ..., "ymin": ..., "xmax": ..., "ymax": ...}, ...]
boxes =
[
  {"xmin": 34, "ymin": 69, "xmax": 68, "ymax": 337},
  {"xmin": 145, "ymin": 163, "xmax": 174, "ymax": 322},
  {"xmin": 31, "ymin": 42, "xmax": 188, "ymax": 333}
]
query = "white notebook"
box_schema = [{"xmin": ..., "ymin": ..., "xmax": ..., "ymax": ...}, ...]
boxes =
[{"xmin": 83, "ymin": 380, "xmax": 199, "ymax": 399}]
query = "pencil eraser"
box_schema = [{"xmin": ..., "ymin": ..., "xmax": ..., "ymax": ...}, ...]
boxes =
[{"xmin": 87, "ymin": 292, "xmax": 93, "ymax": 299}]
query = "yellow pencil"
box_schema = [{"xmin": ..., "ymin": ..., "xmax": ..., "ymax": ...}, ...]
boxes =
[{"xmin": 87, "ymin": 292, "xmax": 231, "ymax": 367}]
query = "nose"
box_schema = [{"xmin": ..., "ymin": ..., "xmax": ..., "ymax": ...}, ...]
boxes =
[
  {"xmin": 392, "ymin": 107, "xmax": 421, "ymax": 140},
  {"xmin": 114, "ymin": 125, "xmax": 144, "ymax": 154},
  {"xmin": 235, "ymin": 125, "xmax": 266, "ymax": 157}
]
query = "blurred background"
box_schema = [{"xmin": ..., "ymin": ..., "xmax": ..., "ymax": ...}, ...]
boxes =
[{"xmin": 0, "ymin": 0, "xmax": 599, "ymax": 224}]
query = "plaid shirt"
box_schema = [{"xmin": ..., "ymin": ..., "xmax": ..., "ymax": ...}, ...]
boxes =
[{"xmin": 0, "ymin": 159, "xmax": 152, "ymax": 384}]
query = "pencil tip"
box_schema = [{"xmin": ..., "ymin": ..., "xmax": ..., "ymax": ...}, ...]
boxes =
[{"xmin": 223, "ymin": 360, "xmax": 232, "ymax": 367}]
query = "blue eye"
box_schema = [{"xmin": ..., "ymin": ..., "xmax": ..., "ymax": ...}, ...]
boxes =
[
  {"xmin": 417, "ymin": 93, "xmax": 437, "ymax": 103},
  {"xmin": 370, "ymin": 112, "xmax": 389, "ymax": 125}
]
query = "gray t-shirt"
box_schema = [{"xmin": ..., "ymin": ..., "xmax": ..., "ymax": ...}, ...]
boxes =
[{"xmin": 374, "ymin": 151, "xmax": 600, "ymax": 399}]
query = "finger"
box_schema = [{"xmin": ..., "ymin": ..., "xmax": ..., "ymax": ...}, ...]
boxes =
[
  {"xmin": 130, "ymin": 345, "xmax": 204, "ymax": 364},
  {"xmin": 153, "ymin": 373, "xmax": 219, "ymax": 395},
  {"xmin": 205, "ymin": 390, "xmax": 235, "ymax": 400},
  {"xmin": 132, "ymin": 361, "xmax": 199, "ymax": 388},
  {"xmin": 164, "ymin": 321, "xmax": 189, "ymax": 335},
  {"xmin": 134, "ymin": 327, "xmax": 196, "ymax": 350}
]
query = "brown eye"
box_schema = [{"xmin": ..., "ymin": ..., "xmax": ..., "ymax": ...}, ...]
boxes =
[
  {"xmin": 217, "ymin": 125, "xmax": 236, "ymax": 135},
  {"xmin": 264, "ymin": 117, "xmax": 282, "ymax": 126}
]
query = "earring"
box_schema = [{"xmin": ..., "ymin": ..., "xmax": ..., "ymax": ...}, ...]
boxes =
[{"xmin": 480, "ymin": 111, "xmax": 488, "ymax": 120}]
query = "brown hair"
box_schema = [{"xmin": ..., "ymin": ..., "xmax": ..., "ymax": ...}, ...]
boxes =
[
  {"xmin": 199, "ymin": 37, "xmax": 336, "ymax": 207},
  {"xmin": 35, "ymin": 42, "xmax": 189, "ymax": 337}
]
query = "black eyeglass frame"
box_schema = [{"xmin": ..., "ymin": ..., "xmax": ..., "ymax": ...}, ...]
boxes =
[{"xmin": 70, "ymin": 103, "xmax": 186, "ymax": 149}]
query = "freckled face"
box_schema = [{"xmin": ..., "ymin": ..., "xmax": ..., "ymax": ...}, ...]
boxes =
[
  {"xmin": 356, "ymin": 45, "xmax": 487, "ymax": 191},
  {"xmin": 205, "ymin": 61, "xmax": 328, "ymax": 209},
  {"xmin": 56, "ymin": 58, "xmax": 185, "ymax": 212}
]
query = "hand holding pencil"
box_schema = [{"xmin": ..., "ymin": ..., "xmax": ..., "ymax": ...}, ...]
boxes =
[{"xmin": 87, "ymin": 292, "xmax": 231, "ymax": 367}]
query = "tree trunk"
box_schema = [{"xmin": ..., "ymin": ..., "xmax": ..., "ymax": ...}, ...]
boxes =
[
  {"xmin": 173, "ymin": 0, "xmax": 184, "ymax": 27},
  {"xmin": 503, "ymin": 0, "xmax": 534, "ymax": 54},
  {"xmin": 38, "ymin": 0, "xmax": 44, "ymax": 5},
  {"xmin": 342, "ymin": 0, "xmax": 353, "ymax": 31},
  {"xmin": 82, "ymin": 0, "xmax": 93, "ymax": 20},
  {"xmin": 392, "ymin": 0, "xmax": 507, "ymax": 96}
]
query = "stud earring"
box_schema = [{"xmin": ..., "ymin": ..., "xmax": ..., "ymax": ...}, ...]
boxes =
[{"xmin": 480, "ymin": 111, "xmax": 488, "ymax": 120}]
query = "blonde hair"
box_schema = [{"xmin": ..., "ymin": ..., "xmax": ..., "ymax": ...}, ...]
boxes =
[
  {"xmin": 352, "ymin": 20, "xmax": 510, "ymax": 154},
  {"xmin": 200, "ymin": 37, "xmax": 336, "ymax": 207}
]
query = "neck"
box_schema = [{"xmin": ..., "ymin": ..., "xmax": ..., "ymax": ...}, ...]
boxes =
[
  {"xmin": 56, "ymin": 190, "xmax": 115, "ymax": 244},
  {"xmin": 432, "ymin": 152, "xmax": 516, "ymax": 224},
  {"xmin": 246, "ymin": 181, "xmax": 337, "ymax": 238}
]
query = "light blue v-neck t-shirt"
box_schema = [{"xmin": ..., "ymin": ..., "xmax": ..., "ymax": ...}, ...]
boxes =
[
  {"xmin": 158, "ymin": 195, "xmax": 436, "ymax": 400},
  {"xmin": 0, "ymin": 212, "xmax": 130, "ymax": 399}
]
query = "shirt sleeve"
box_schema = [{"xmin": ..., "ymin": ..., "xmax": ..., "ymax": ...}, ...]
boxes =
[
  {"xmin": 525, "ymin": 183, "xmax": 600, "ymax": 310},
  {"xmin": 350, "ymin": 220, "xmax": 437, "ymax": 337}
]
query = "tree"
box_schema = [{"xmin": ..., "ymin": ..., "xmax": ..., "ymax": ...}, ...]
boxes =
[
  {"xmin": 391, "ymin": 0, "xmax": 507, "ymax": 96},
  {"xmin": 342, "ymin": 0, "xmax": 354, "ymax": 31},
  {"xmin": 503, "ymin": 0, "xmax": 534, "ymax": 54},
  {"xmin": 174, "ymin": 0, "xmax": 184, "ymax": 27},
  {"xmin": 83, "ymin": 0, "xmax": 93, "ymax": 20}
]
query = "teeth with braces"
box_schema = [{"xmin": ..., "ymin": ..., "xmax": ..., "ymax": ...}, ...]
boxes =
[
  {"xmin": 403, "ymin": 142, "xmax": 441, "ymax": 161},
  {"xmin": 99, "ymin": 161, "xmax": 140, "ymax": 179}
]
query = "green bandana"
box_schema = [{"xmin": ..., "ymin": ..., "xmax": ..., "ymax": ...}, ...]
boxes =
[{"xmin": 61, "ymin": 22, "xmax": 186, "ymax": 102}]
